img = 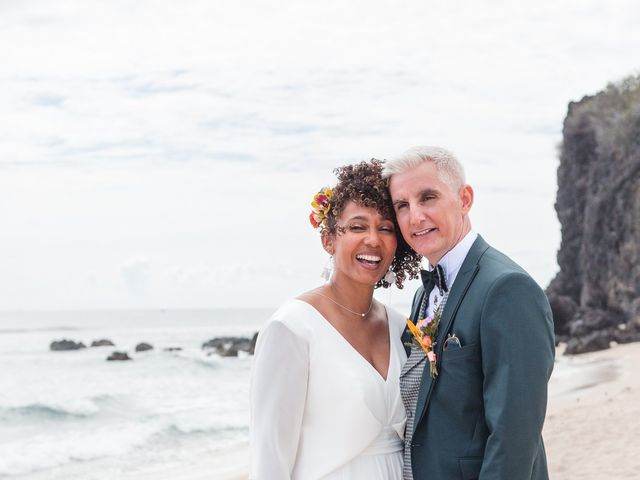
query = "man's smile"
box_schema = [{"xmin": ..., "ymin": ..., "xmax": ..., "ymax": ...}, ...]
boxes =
[{"xmin": 413, "ymin": 227, "xmax": 437, "ymax": 237}]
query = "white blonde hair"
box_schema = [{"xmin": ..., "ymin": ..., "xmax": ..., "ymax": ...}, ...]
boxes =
[{"xmin": 382, "ymin": 146, "xmax": 466, "ymax": 190}]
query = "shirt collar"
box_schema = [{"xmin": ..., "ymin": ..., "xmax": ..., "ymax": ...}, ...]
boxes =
[{"xmin": 428, "ymin": 230, "xmax": 478, "ymax": 289}]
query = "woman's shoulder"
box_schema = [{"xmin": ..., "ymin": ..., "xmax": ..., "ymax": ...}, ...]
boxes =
[
  {"xmin": 263, "ymin": 298, "xmax": 318, "ymax": 337},
  {"xmin": 383, "ymin": 303, "xmax": 409, "ymax": 335}
]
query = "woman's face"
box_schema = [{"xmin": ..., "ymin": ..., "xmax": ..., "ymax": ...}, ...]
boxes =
[{"xmin": 325, "ymin": 201, "xmax": 397, "ymax": 287}]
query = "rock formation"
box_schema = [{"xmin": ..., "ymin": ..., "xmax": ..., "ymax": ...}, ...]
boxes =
[
  {"xmin": 547, "ymin": 75, "xmax": 640, "ymax": 354},
  {"xmin": 50, "ymin": 339, "xmax": 86, "ymax": 351},
  {"xmin": 107, "ymin": 351, "xmax": 131, "ymax": 361},
  {"xmin": 202, "ymin": 334, "xmax": 258, "ymax": 357},
  {"xmin": 91, "ymin": 339, "xmax": 115, "ymax": 347},
  {"xmin": 135, "ymin": 342, "xmax": 154, "ymax": 352}
]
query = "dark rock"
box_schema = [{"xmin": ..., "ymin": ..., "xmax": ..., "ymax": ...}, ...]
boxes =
[
  {"xmin": 565, "ymin": 331, "xmax": 613, "ymax": 355},
  {"xmin": 249, "ymin": 331, "xmax": 258, "ymax": 355},
  {"xmin": 91, "ymin": 339, "xmax": 115, "ymax": 347},
  {"xmin": 202, "ymin": 334, "xmax": 257, "ymax": 357},
  {"xmin": 613, "ymin": 325, "xmax": 640, "ymax": 344},
  {"xmin": 50, "ymin": 339, "xmax": 86, "ymax": 351},
  {"xmin": 546, "ymin": 75, "xmax": 640, "ymax": 354},
  {"xmin": 135, "ymin": 342, "xmax": 153, "ymax": 352},
  {"xmin": 107, "ymin": 351, "xmax": 131, "ymax": 361},
  {"xmin": 163, "ymin": 347, "xmax": 183, "ymax": 352},
  {"xmin": 568, "ymin": 308, "xmax": 623, "ymax": 337},
  {"xmin": 220, "ymin": 345, "xmax": 239, "ymax": 357},
  {"xmin": 547, "ymin": 294, "xmax": 578, "ymax": 336}
]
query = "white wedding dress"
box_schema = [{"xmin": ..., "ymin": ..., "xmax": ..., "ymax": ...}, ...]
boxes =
[{"xmin": 250, "ymin": 299, "xmax": 407, "ymax": 480}]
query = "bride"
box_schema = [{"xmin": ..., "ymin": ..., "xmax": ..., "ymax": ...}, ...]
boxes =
[{"xmin": 250, "ymin": 160, "xmax": 421, "ymax": 479}]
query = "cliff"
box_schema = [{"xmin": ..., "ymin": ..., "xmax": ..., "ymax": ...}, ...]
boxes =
[{"xmin": 547, "ymin": 75, "xmax": 640, "ymax": 354}]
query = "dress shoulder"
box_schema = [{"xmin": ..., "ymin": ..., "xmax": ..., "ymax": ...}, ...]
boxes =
[
  {"xmin": 262, "ymin": 298, "xmax": 316, "ymax": 340},
  {"xmin": 384, "ymin": 304, "xmax": 408, "ymax": 337}
]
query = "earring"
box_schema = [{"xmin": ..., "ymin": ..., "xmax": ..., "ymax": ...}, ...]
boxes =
[
  {"xmin": 321, "ymin": 256, "xmax": 333, "ymax": 281},
  {"xmin": 384, "ymin": 269, "xmax": 396, "ymax": 284}
]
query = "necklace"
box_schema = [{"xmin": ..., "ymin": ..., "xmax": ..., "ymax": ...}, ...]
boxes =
[{"xmin": 311, "ymin": 290, "xmax": 373, "ymax": 317}]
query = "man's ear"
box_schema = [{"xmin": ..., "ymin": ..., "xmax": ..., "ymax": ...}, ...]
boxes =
[
  {"xmin": 321, "ymin": 232, "xmax": 335, "ymax": 255},
  {"xmin": 460, "ymin": 184, "xmax": 474, "ymax": 214}
]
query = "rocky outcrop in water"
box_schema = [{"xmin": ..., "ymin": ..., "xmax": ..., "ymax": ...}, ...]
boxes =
[
  {"xmin": 547, "ymin": 76, "xmax": 640, "ymax": 354},
  {"xmin": 107, "ymin": 351, "xmax": 131, "ymax": 361},
  {"xmin": 203, "ymin": 333, "xmax": 258, "ymax": 357},
  {"xmin": 135, "ymin": 342, "xmax": 153, "ymax": 352},
  {"xmin": 50, "ymin": 339, "xmax": 86, "ymax": 351},
  {"xmin": 91, "ymin": 339, "xmax": 115, "ymax": 347}
]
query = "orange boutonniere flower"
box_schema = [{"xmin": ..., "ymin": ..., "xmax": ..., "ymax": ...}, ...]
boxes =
[{"xmin": 406, "ymin": 308, "xmax": 442, "ymax": 378}]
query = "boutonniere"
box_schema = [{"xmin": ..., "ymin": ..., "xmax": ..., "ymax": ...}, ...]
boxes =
[{"xmin": 405, "ymin": 307, "xmax": 443, "ymax": 378}]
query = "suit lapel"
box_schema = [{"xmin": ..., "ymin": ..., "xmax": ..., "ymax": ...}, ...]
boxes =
[
  {"xmin": 412, "ymin": 235, "xmax": 490, "ymax": 433},
  {"xmin": 402, "ymin": 285, "xmax": 426, "ymax": 357}
]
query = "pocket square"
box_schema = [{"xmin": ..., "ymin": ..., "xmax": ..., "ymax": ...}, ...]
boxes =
[{"xmin": 443, "ymin": 333, "xmax": 462, "ymax": 350}]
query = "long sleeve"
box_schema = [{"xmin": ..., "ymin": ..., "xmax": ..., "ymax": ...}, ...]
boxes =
[
  {"xmin": 479, "ymin": 272, "xmax": 555, "ymax": 479},
  {"xmin": 250, "ymin": 320, "xmax": 309, "ymax": 480}
]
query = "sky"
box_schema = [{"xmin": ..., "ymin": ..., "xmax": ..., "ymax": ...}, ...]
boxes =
[{"xmin": 1, "ymin": 0, "xmax": 639, "ymax": 310}]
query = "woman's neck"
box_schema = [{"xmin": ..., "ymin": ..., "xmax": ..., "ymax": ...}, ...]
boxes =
[{"xmin": 325, "ymin": 275, "xmax": 375, "ymax": 313}]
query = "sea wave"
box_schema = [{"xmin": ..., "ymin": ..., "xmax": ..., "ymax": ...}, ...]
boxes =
[
  {"xmin": 0, "ymin": 394, "xmax": 122, "ymax": 421},
  {"xmin": 0, "ymin": 409, "xmax": 248, "ymax": 476}
]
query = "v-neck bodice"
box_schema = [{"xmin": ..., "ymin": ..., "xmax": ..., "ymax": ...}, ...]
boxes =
[
  {"xmin": 293, "ymin": 299, "xmax": 392, "ymax": 382},
  {"xmin": 251, "ymin": 299, "xmax": 408, "ymax": 479}
]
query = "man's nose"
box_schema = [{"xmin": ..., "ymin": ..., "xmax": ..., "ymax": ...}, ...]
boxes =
[{"xmin": 409, "ymin": 205, "xmax": 424, "ymax": 226}]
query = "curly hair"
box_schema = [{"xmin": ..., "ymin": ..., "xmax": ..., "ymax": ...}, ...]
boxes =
[{"xmin": 324, "ymin": 159, "xmax": 421, "ymax": 289}]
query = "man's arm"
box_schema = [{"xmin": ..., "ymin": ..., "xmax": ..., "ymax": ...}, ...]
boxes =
[{"xmin": 479, "ymin": 271, "xmax": 555, "ymax": 479}]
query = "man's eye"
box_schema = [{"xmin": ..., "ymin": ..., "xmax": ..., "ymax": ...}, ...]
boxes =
[{"xmin": 395, "ymin": 203, "xmax": 407, "ymax": 211}]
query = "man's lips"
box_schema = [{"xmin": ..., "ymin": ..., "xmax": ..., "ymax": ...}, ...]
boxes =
[{"xmin": 413, "ymin": 227, "xmax": 437, "ymax": 237}]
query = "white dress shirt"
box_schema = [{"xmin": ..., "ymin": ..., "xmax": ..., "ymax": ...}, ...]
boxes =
[{"xmin": 425, "ymin": 230, "xmax": 478, "ymax": 317}]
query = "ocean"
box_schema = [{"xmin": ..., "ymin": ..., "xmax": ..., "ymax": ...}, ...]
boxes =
[{"xmin": 0, "ymin": 309, "xmax": 268, "ymax": 479}]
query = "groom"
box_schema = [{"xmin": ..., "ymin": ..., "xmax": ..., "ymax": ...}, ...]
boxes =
[{"xmin": 384, "ymin": 146, "xmax": 555, "ymax": 480}]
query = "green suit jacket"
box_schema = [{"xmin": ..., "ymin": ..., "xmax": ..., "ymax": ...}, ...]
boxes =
[{"xmin": 404, "ymin": 235, "xmax": 555, "ymax": 480}]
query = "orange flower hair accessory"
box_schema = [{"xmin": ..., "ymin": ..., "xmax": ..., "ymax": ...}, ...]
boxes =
[{"xmin": 309, "ymin": 186, "xmax": 333, "ymax": 231}]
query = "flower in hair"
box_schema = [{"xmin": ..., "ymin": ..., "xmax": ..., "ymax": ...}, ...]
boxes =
[{"xmin": 309, "ymin": 186, "xmax": 333, "ymax": 230}]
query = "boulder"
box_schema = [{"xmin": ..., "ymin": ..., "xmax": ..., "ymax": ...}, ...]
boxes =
[
  {"xmin": 91, "ymin": 339, "xmax": 115, "ymax": 347},
  {"xmin": 135, "ymin": 342, "xmax": 153, "ymax": 352},
  {"xmin": 565, "ymin": 331, "xmax": 612, "ymax": 355},
  {"xmin": 50, "ymin": 339, "xmax": 86, "ymax": 351},
  {"xmin": 202, "ymin": 334, "xmax": 258, "ymax": 356},
  {"xmin": 107, "ymin": 351, "xmax": 131, "ymax": 361}
]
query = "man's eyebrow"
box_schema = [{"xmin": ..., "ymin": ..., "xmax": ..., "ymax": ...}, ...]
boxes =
[
  {"xmin": 392, "ymin": 188, "xmax": 439, "ymax": 206},
  {"xmin": 418, "ymin": 188, "xmax": 439, "ymax": 197}
]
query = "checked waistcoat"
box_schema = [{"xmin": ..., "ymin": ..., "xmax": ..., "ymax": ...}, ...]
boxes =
[{"xmin": 400, "ymin": 290, "xmax": 449, "ymax": 480}]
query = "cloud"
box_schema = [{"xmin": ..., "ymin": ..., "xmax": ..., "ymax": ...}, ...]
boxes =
[{"xmin": 120, "ymin": 258, "xmax": 152, "ymax": 296}]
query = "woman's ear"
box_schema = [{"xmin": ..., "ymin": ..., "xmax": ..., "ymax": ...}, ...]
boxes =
[{"xmin": 321, "ymin": 232, "xmax": 335, "ymax": 255}]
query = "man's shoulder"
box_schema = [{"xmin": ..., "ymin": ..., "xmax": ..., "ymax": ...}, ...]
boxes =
[{"xmin": 477, "ymin": 243, "xmax": 529, "ymax": 278}]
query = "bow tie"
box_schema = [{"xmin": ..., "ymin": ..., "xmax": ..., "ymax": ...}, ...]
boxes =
[{"xmin": 420, "ymin": 264, "xmax": 448, "ymax": 294}]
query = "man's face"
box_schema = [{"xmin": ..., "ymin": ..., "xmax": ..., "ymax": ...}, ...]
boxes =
[{"xmin": 388, "ymin": 161, "xmax": 472, "ymax": 265}]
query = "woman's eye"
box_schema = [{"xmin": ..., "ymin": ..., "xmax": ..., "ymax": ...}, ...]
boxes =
[
  {"xmin": 349, "ymin": 224, "xmax": 365, "ymax": 231},
  {"xmin": 381, "ymin": 225, "xmax": 395, "ymax": 233}
]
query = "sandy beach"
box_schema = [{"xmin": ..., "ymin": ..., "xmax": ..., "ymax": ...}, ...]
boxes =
[
  {"xmin": 544, "ymin": 342, "xmax": 640, "ymax": 479},
  {"xmin": 205, "ymin": 342, "xmax": 640, "ymax": 480}
]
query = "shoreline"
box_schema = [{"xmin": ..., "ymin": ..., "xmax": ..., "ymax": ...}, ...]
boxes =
[{"xmin": 544, "ymin": 342, "xmax": 640, "ymax": 479}]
